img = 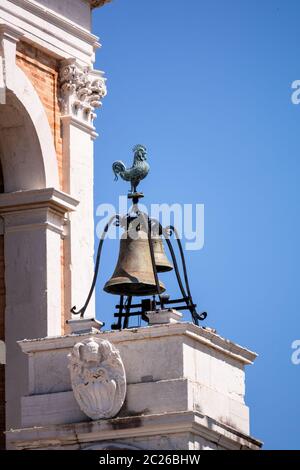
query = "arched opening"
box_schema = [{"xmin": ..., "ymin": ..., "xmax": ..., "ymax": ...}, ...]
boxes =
[
  {"xmin": 0, "ymin": 90, "xmax": 48, "ymax": 447},
  {"xmin": 0, "ymin": 67, "xmax": 61, "ymax": 442},
  {"xmin": 0, "ymin": 91, "xmax": 47, "ymax": 192}
]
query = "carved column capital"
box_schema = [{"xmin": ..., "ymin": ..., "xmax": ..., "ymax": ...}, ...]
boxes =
[{"xmin": 59, "ymin": 58, "xmax": 107, "ymax": 125}]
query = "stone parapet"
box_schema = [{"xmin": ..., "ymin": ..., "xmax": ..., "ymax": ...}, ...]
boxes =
[{"xmin": 6, "ymin": 322, "xmax": 262, "ymax": 450}]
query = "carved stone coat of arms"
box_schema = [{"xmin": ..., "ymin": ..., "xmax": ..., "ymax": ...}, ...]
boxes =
[{"xmin": 68, "ymin": 337, "xmax": 126, "ymax": 420}]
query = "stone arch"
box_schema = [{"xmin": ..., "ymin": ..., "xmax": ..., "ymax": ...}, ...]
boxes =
[
  {"xmin": 0, "ymin": 64, "xmax": 59, "ymax": 191},
  {"xmin": 0, "ymin": 58, "xmax": 61, "ymax": 439}
]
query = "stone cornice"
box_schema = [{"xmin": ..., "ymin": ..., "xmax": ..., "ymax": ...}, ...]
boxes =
[
  {"xmin": 6, "ymin": 410, "xmax": 262, "ymax": 450},
  {"xmin": 1, "ymin": 0, "xmax": 101, "ymax": 64},
  {"xmin": 0, "ymin": 188, "xmax": 79, "ymax": 215},
  {"xmin": 0, "ymin": 189, "xmax": 79, "ymax": 236},
  {"xmin": 0, "ymin": 22, "xmax": 24, "ymax": 42},
  {"xmin": 7, "ymin": 0, "xmax": 100, "ymax": 46},
  {"xmin": 18, "ymin": 322, "xmax": 258, "ymax": 365}
]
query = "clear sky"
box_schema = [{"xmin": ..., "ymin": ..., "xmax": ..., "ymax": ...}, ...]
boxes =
[{"xmin": 92, "ymin": 0, "xmax": 300, "ymax": 450}]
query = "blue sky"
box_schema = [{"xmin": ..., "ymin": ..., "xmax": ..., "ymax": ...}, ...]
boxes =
[{"xmin": 92, "ymin": 0, "xmax": 300, "ymax": 450}]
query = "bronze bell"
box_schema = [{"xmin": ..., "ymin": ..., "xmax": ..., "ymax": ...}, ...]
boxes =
[
  {"xmin": 152, "ymin": 236, "xmax": 173, "ymax": 272},
  {"xmin": 104, "ymin": 229, "xmax": 166, "ymax": 296}
]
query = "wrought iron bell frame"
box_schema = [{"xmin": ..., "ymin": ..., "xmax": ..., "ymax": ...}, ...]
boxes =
[{"xmin": 71, "ymin": 204, "xmax": 207, "ymax": 329}]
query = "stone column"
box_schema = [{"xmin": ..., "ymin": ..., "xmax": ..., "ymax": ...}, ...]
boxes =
[
  {"xmin": 59, "ymin": 59, "xmax": 107, "ymax": 320},
  {"xmin": 0, "ymin": 188, "xmax": 78, "ymax": 429}
]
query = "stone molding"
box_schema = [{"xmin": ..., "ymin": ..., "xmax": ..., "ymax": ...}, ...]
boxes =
[
  {"xmin": 0, "ymin": 188, "xmax": 78, "ymax": 235},
  {"xmin": 59, "ymin": 58, "xmax": 107, "ymax": 125},
  {"xmin": 0, "ymin": 22, "xmax": 24, "ymax": 43},
  {"xmin": 0, "ymin": 188, "xmax": 78, "ymax": 213},
  {"xmin": 6, "ymin": 410, "xmax": 262, "ymax": 451},
  {"xmin": 19, "ymin": 322, "xmax": 258, "ymax": 366},
  {"xmin": 0, "ymin": 1, "xmax": 100, "ymax": 63},
  {"xmin": 68, "ymin": 337, "xmax": 126, "ymax": 420}
]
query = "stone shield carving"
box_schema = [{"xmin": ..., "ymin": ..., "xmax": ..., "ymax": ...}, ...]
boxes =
[{"xmin": 68, "ymin": 337, "xmax": 126, "ymax": 420}]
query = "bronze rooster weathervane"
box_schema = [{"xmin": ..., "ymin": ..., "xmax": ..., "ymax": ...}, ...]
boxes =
[{"xmin": 112, "ymin": 144, "xmax": 150, "ymax": 194}]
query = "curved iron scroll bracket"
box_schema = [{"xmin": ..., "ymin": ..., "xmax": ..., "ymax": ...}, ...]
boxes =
[
  {"xmin": 160, "ymin": 224, "xmax": 207, "ymax": 325},
  {"xmin": 70, "ymin": 212, "xmax": 207, "ymax": 327},
  {"xmin": 144, "ymin": 214, "xmax": 165, "ymax": 310},
  {"xmin": 70, "ymin": 215, "xmax": 119, "ymax": 318}
]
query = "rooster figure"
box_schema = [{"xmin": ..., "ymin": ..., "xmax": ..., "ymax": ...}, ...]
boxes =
[{"xmin": 112, "ymin": 144, "xmax": 150, "ymax": 193}]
